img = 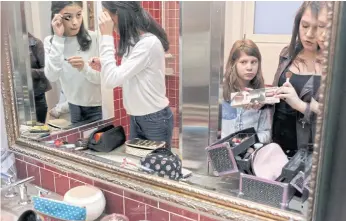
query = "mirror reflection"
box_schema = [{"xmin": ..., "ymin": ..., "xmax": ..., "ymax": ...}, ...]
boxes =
[
  {"xmin": 10, "ymin": 0, "xmax": 330, "ymax": 216},
  {"xmin": 46, "ymin": 1, "xmax": 102, "ymax": 124},
  {"xmin": 20, "ymin": 1, "xmax": 106, "ymax": 138},
  {"xmin": 216, "ymin": 1, "xmax": 325, "ymax": 213}
]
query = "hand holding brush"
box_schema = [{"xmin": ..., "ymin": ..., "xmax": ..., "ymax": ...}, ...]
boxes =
[{"xmin": 286, "ymin": 71, "xmax": 293, "ymax": 83}]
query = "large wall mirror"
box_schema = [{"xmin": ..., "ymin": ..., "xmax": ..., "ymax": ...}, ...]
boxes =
[{"xmin": 1, "ymin": 1, "xmax": 340, "ymax": 220}]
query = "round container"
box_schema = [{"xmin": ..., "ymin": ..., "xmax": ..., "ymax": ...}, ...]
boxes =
[
  {"xmin": 101, "ymin": 214, "xmax": 129, "ymax": 221},
  {"xmin": 63, "ymin": 185, "xmax": 106, "ymax": 221}
]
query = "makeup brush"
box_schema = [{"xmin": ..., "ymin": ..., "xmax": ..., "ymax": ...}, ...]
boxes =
[
  {"xmin": 286, "ymin": 71, "xmax": 293, "ymax": 83},
  {"xmin": 244, "ymin": 147, "xmax": 255, "ymax": 159}
]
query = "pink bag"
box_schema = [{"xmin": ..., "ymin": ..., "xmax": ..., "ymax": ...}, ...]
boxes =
[{"xmin": 251, "ymin": 143, "xmax": 289, "ymax": 181}]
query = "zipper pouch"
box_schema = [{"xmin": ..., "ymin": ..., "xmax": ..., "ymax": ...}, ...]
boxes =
[{"xmin": 32, "ymin": 196, "xmax": 86, "ymax": 221}]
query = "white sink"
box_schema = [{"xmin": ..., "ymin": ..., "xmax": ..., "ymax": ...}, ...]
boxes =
[
  {"xmin": 1, "ymin": 183, "xmax": 107, "ymax": 221},
  {"xmin": 1, "ymin": 210, "xmax": 19, "ymax": 221},
  {"xmin": 1, "ymin": 183, "xmax": 61, "ymax": 221}
]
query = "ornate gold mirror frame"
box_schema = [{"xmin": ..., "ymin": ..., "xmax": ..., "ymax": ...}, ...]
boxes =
[{"xmin": 0, "ymin": 2, "xmax": 340, "ymax": 221}]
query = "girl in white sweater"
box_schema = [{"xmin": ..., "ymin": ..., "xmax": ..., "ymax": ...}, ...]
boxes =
[
  {"xmin": 90, "ymin": 2, "xmax": 174, "ymax": 148},
  {"xmin": 44, "ymin": 1, "xmax": 102, "ymax": 124}
]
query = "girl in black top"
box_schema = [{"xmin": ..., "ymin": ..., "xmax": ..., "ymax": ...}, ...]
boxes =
[
  {"xmin": 272, "ymin": 1, "xmax": 327, "ymax": 157},
  {"xmin": 29, "ymin": 33, "xmax": 52, "ymax": 123}
]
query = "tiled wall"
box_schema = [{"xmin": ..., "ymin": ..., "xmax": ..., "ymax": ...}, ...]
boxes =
[
  {"xmin": 112, "ymin": 1, "xmax": 180, "ymax": 148},
  {"xmin": 15, "ymin": 154, "xmax": 219, "ymax": 221},
  {"xmin": 163, "ymin": 1, "xmax": 180, "ymax": 148}
]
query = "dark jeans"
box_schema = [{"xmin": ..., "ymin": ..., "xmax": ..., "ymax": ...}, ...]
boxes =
[
  {"xmin": 130, "ymin": 106, "xmax": 174, "ymax": 149},
  {"xmin": 272, "ymin": 113, "xmax": 298, "ymax": 157},
  {"xmin": 35, "ymin": 94, "xmax": 47, "ymax": 124},
  {"xmin": 68, "ymin": 103, "xmax": 102, "ymax": 124}
]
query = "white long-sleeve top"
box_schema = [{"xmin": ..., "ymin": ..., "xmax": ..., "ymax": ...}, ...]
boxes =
[
  {"xmin": 99, "ymin": 33, "xmax": 169, "ymax": 116},
  {"xmin": 44, "ymin": 31, "xmax": 102, "ymax": 107}
]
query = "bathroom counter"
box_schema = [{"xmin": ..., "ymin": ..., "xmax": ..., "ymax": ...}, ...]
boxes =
[
  {"xmin": 84, "ymin": 144, "xmax": 180, "ymax": 163},
  {"xmin": 1, "ymin": 183, "xmax": 62, "ymax": 220},
  {"xmin": 84, "ymin": 144, "xmax": 139, "ymax": 165},
  {"xmin": 84, "ymin": 146, "xmax": 307, "ymax": 215}
]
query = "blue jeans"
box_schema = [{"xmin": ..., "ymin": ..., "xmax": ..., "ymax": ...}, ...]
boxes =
[
  {"xmin": 68, "ymin": 103, "xmax": 102, "ymax": 124},
  {"xmin": 130, "ymin": 106, "xmax": 174, "ymax": 149}
]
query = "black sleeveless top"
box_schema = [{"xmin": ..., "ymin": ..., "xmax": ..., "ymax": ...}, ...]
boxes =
[{"xmin": 272, "ymin": 71, "xmax": 312, "ymax": 157}]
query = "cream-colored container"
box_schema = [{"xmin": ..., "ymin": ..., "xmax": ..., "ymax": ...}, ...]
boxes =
[{"xmin": 63, "ymin": 185, "xmax": 106, "ymax": 221}]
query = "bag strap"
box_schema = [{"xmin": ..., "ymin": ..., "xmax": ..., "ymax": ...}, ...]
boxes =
[{"xmin": 151, "ymin": 147, "xmax": 174, "ymax": 156}]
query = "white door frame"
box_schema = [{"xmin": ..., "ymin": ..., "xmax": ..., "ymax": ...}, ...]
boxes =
[{"xmin": 243, "ymin": 2, "xmax": 291, "ymax": 43}]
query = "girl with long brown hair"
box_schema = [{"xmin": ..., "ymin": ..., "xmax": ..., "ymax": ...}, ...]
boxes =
[
  {"xmin": 221, "ymin": 39, "xmax": 271, "ymax": 143},
  {"xmin": 272, "ymin": 1, "xmax": 327, "ymax": 157}
]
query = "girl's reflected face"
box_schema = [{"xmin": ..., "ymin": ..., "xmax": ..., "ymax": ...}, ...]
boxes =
[
  {"xmin": 60, "ymin": 4, "xmax": 83, "ymax": 36},
  {"xmin": 236, "ymin": 52, "xmax": 259, "ymax": 85},
  {"xmin": 317, "ymin": 7, "xmax": 328, "ymax": 50},
  {"xmin": 299, "ymin": 7, "xmax": 319, "ymax": 52}
]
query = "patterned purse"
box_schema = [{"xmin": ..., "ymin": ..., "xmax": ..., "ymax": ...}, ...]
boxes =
[{"xmin": 140, "ymin": 148, "xmax": 183, "ymax": 180}]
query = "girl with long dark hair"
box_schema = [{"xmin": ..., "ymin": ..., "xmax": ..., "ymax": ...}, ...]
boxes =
[
  {"xmin": 28, "ymin": 32, "xmax": 52, "ymax": 124},
  {"xmin": 90, "ymin": 1, "xmax": 173, "ymax": 148},
  {"xmin": 272, "ymin": 1, "xmax": 327, "ymax": 157},
  {"xmin": 44, "ymin": 1, "xmax": 102, "ymax": 124}
]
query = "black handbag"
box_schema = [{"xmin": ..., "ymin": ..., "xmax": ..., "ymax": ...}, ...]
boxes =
[
  {"xmin": 88, "ymin": 125, "xmax": 126, "ymax": 152},
  {"xmin": 140, "ymin": 147, "xmax": 183, "ymax": 180}
]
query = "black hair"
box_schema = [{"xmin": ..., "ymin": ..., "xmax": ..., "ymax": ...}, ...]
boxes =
[
  {"xmin": 101, "ymin": 1, "xmax": 169, "ymax": 57},
  {"xmin": 50, "ymin": 1, "xmax": 92, "ymax": 51},
  {"xmin": 17, "ymin": 210, "xmax": 38, "ymax": 221}
]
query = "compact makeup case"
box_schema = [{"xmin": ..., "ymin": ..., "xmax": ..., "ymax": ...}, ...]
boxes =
[
  {"xmin": 206, "ymin": 142, "xmax": 239, "ymax": 176},
  {"xmin": 206, "ymin": 127, "xmax": 260, "ymax": 176},
  {"xmin": 239, "ymin": 173, "xmax": 296, "ymax": 209},
  {"xmin": 239, "ymin": 146, "xmax": 313, "ymax": 209}
]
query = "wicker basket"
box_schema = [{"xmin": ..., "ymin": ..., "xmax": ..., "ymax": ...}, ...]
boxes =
[
  {"xmin": 125, "ymin": 139, "xmax": 166, "ymax": 157},
  {"xmin": 125, "ymin": 146, "xmax": 154, "ymax": 158}
]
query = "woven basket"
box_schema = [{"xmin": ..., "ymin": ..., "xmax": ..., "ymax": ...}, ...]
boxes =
[
  {"xmin": 124, "ymin": 139, "xmax": 166, "ymax": 157},
  {"xmin": 125, "ymin": 145, "xmax": 154, "ymax": 158}
]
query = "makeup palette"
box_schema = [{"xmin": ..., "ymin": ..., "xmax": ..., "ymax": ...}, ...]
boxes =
[
  {"xmin": 125, "ymin": 138, "xmax": 166, "ymax": 158},
  {"xmin": 230, "ymin": 87, "xmax": 280, "ymax": 107}
]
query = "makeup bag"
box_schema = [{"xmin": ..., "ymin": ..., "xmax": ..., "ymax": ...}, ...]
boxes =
[
  {"xmin": 140, "ymin": 148, "xmax": 183, "ymax": 180},
  {"xmin": 206, "ymin": 127, "xmax": 258, "ymax": 175},
  {"xmin": 250, "ymin": 143, "xmax": 289, "ymax": 181},
  {"xmin": 239, "ymin": 173, "xmax": 296, "ymax": 209},
  {"xmin": 238, "ymin": 143, "xmax": 295, "ymax": 209},
  {"xmin": 33, "ymin": 196, "xmax": 86, "ymax": 221},
  {"xmin": 88, "ymin": 125, "xmax": 126, "ymax": 152}
]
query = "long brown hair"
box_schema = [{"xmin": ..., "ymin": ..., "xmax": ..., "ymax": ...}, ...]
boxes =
[
  {"xmin": 288, "ymin": 1, "xmax": 327, "ymax": 99},
  {"xmin": 288, "ymin": 1, "xmax": 327, "ymax": 64},
  {"xmin": 223, "ymin": 39, "xmax": 264, "ymax": 102}
]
